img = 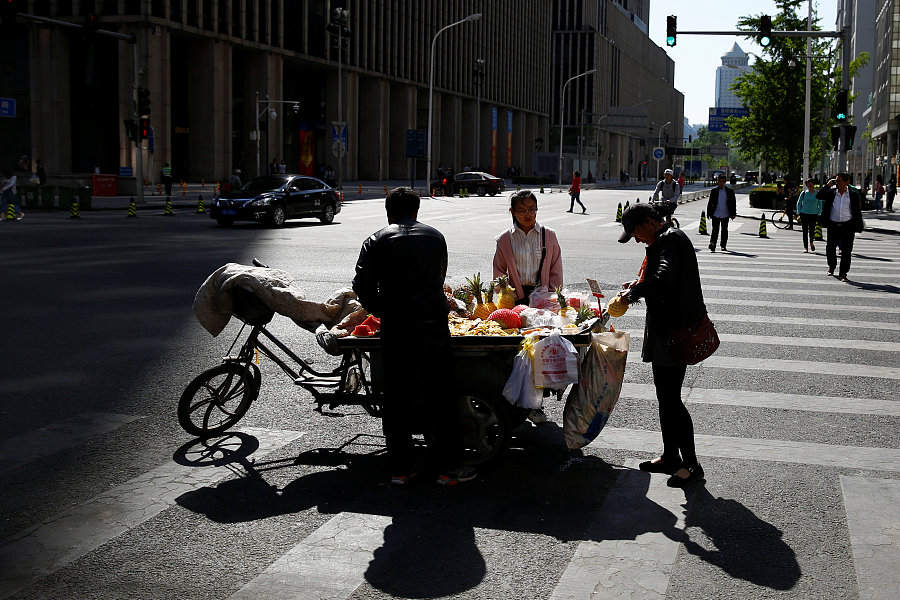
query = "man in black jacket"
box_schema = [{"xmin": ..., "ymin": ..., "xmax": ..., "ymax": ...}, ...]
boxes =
[
  {"xmin": 816, "ymin": 172, "xmax": 863, "ymax": 281},
  {"xmin": 352, "ymin": 187, "xmax": 468, "ymax": 486},
  {"xmin": 705, "ymin": 173, "xmax": 736, "ymax": 252},
  {"xmin": 618, "ymin": 204, "xmax": 707, "ymax": 488}
]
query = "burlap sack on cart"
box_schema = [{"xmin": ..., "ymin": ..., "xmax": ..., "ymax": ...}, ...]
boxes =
[{"xmin": 563, "ymin": 331, "xmax": 630, "ymax": 450}]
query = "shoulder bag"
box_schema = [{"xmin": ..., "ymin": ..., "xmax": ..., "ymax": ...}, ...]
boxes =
[{"xmin": 667, "ymin": 313, "xmax": 720, "ymax": 365}]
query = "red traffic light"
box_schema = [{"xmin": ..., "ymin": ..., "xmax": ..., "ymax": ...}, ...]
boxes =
[{"xmin": 139, "ymin": 117, "xmax": 150, "ymax": 140}]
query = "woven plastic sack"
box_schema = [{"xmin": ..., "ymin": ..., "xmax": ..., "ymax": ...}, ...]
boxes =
[{"xmin": 563, "ymin": 331, "xmax": 630, "ymax": 449}]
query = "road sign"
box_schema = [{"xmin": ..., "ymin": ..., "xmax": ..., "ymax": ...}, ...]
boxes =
[
  {"xmin": 119, "ymin": 166, "xmax": 133, "ymax": 177},
  {"xmin": 652, "ymin": 146, "xmax": 665, "ymax": 160},
  {"xmin": 0, "ymin": 97, "xmax": 15, "ymax": 118},
  {"xmin": 331, "ymin": 121, "xmax": 348, "ymax": 158},
  {"xmin": 406, "ymin": 129, "xmax": 426, "ymax": 158},
  {"xmin": 708, "ymin": 107, "xmax": 748, "ymax": 132}
]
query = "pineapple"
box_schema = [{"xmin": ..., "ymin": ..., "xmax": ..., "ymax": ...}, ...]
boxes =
[
  {"xmin": 481, "ymin": 281, "xmax": 498, "ymax": 316},
  {"xmin": 466, "ymin": 273, "xmax": 491, "ymax": 319},
  {"xmin": 575, "ymin": 305, "xmax": 595, "ymax": 325},
  {"xmin": 496, "ymin": 275, "xmax": 516, "ymax": 309},
  {"xmin": 555, "ymin": 286, "xmax": 572, "ymax": 317}
]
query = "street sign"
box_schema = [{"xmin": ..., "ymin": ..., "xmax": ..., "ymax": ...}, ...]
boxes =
[
  {"xmin": 652, "ymin": 146, "xmax": 665, "ymax": 160},
  {"xmin": 119, "ymin": 166, "xmax": 133, "ymax": 176},
  {"xmin": 0, "ymin": 97, "xmax": 15, "ymax": 118},
  {"xmin": 331, "ymin": 121, "xmax": 348, "ymax": 158},
  {"xmin": 405, "ymin": 129, "xmax": 426, "ymax": 158},
  {"xmin": 708, "ymin": 107, "xmax": 748, "ymax": 132}
]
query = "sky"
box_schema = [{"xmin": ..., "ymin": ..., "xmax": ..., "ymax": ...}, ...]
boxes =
[{"xmin": 648, "ymin": 0, "xmax": 838, "ymax": 126}]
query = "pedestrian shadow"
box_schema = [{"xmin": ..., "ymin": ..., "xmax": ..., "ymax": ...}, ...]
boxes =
[
  {"xmin": 679, "ymin": 485, "xmax": 801, "ymax": 590},
  {"xmin": 843, "ymin": 280, "xmax": 900, "ymax": 294},
  {"xmin": 173, "ymin": 430, "xmax": 800, "ymax": 596},
  {"xmin": 720, "ymin": 249, "xmax": 757, "ymax": 257},
  {"xmin": 852, "ymin": 253, "xmax": 895, "ymax": 262}
]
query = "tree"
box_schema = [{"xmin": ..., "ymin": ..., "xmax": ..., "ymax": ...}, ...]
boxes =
[{"xmin": 726, "ymin": 0, "xmax": 865, "ymax": 183}]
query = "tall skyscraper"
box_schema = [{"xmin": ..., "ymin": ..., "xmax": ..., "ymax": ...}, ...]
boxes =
[{"xmin": 715, "ymin": 43, "xmax": 751, "ymax": 109}]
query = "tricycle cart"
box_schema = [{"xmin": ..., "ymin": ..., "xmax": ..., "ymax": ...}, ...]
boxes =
[{"xmin": 179, "ymin": 283, "xmax": 596, "ymax": 465}]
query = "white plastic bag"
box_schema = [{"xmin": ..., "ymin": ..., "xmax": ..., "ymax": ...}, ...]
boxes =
[
  {"xmin": 563, "ymin": 331, "xmax": 630, "ymax": 449},
  {"xmin": 502, "ymin": 335, "xmax": 543, "ymax": 409},
  {"xmin": 518, "ymin": 307, "xmax": 563, "ymax": 329},
  {"xmin": 533, "ymin": 330, "xmax": 579, "ymax": 390},
  {"xmin": 529, "ymin": 288, "xmax": 559, "ymax": 312}
]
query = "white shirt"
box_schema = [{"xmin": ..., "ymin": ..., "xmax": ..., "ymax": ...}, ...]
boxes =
[
  {"xmin": 509, "ymin": 223, "xmax": 543, "ymax": 286},
  {"xmin": 0, "ymin": 174, "xmax": 16, "ymax": 193},
  {"xmin": 712, "ymin": 186, "xmax": 730, "ymax": 218},
  {"xmin": 830, "ymin": 188, "xmax": 852, "ymax": 223}
]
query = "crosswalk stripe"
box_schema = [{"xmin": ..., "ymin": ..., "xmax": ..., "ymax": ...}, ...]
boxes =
[
  {"xmin": 700, "ymin": 355, "xmax": 900, "ymax": 379},
  {"xmin": 598, "ymin": 221, "xmax": 623, "ymax": 228},
  {"xmin": 841, "ymin": 476, "xmax": 900, "ymax": 600},
  {"xmin": 698, "ymin": 258, "xmax": 900, "ymax": 271},
  {"xmin": 702, "ymin": 297, "xmax": 900, "ymax": 314},
  {"xmin": 699, "ymin": 265, "xmax": 897, "ymax": 278},
  {"xmin": 625, "ymin": 309, "xmax": 900, "ymax": 332},
  {"xmin": 702, "ymin": 284, "xmax": 889, "ymax": 299},
  {"xmin": 0, "ymin": 427, "xmax": 304, "ymax": 600},
  {"xmin": 0, "ymin": 413, "xmax": 144, "ymax": 475},
  {"xmin": 591, "ymin": 428, "xmax": 900, "ymax": 472},
  {"xmin": 228, "ymin": 511, "xmax": 391, "ymax": 600},
  {"xmin": 620, "ymin": 383, "xmax": 900, "ymax": 416},
  {"xmin": 549, "ymin": 460, "xmax": 684, "ymax": 600},
  {"xmin": 627, "ymin": 329, "xmax": 900, "ymax": 352},
  {"xmin": 699, "ymin": 273, "xmax": 893, "ymax": 285}
]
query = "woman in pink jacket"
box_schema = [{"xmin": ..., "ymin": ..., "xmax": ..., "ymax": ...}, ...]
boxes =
[{"xmin": 493, "ymin": 190, "xmax": 564, "ymax": 305}]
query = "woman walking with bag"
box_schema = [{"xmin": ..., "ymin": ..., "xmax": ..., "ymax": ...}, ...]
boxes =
[
  {"xmin": 567, "ymin": 170, "xmax": 586, "ymax": 213},
  {"xmin": 616, "ymin": 203, "xmax": 715, "ymax": 487},
  {"xmin": 796, "ymin": 178, "xmax": 822, "ymax": 253}
]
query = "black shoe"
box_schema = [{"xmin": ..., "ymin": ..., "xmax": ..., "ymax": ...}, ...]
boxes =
[
  {"xmin": 639, "ymin": 456, "xmax": 683, "ymax": 474},
  {"xmin": 721, "ymin": 246, "xmax": 727, "ymax": 252},
  {"xmin": 826, "ymin": 270, "xmax": 834, "ymax": 276},
  {"xmin": 566, "ymin": 209, "xmax": 573, "ymax": 213},
  {"xmin": 838, "ymin": 274, "xmax": 848, "ymax": 282},
  {"xmin": 708, "ymin": 246, "xmax": 715, "ymax": 252},
  {"xmin": 666, "ymin": 464, "xmax": 704, "ymax": 488}
]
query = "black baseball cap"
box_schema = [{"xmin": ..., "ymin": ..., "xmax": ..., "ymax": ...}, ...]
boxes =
[{"xmin": 618, "ymin": 203, "xmax": 660, "ymax": 243}]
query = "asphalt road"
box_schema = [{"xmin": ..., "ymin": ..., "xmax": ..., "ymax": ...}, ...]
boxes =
[{"xmin": 1, "ymin": 185, "xmax": 899, "ymax": 599}]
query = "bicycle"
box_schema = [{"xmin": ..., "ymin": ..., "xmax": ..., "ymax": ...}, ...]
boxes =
[
  {"xmin": 770, "ymin": 210, "xmax": 800, "ymax": 229},
  {"xmin": 650, "ymin": 198, "xmax": 680, "ymax": 229}
]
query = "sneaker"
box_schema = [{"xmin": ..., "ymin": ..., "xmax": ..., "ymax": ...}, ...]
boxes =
[
  {"xmin": 810, "ymin": 243, "xmax": 816, "ymax": 251},
  {"xmin": 708, "ymin": 246, "xmax": 715, "ymax": 252},
  {"xmin": 436, "ymin": 466, "xmax": 478, "ymax": 486},
  {"xmin": 16, "ymin": 212, "xmax": 24, "ymax": 221},
  {"xmin": 390, "ymin": 471, "xmax": 419, "ymax": 486},
  {"xmin": 528, "ymin": 408, "xmax": 548, "ymax": 424}
]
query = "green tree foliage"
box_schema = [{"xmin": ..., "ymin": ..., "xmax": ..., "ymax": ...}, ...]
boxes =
[{"xmin": 727, "ymin": 0, "xmax": 847, "ymax": 183}]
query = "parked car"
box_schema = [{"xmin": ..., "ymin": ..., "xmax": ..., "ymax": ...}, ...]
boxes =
[
  {"xmin": 210, "ymin": 175, "xmax": 341, "ymax": 227},
  {"xmin": 430, "ymin": 171, "xmax": 505, "ymax": 196}
]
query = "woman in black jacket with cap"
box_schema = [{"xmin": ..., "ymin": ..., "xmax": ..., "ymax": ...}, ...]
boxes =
[{"xmin": 617, "ymin": 203, "xmax": 707, "ymax": 487}]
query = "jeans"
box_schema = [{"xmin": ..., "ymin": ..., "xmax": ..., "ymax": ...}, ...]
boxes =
[
  {"xmin": 826, "ymin": 221, "xmax": 856, "ymax": 276},
  {"xmin": 568, "ymin": 192, "xmax": 585, "ymax": 212},
  {"xmin": 1, "ymin": 189, "xmax": 20, "ymax": 217},
  {"xmin": 709, "ymin": 217, "xmax": 730, "ymax": 249},
  {"xmin": 799, "ymin": 214, "xmax": 818, "ymax": 250},
  {"xmin": 651, "ymin": 362, "xmax": 697, "ymax": 466}
]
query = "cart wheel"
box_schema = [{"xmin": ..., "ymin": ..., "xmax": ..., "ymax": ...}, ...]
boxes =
[
  {"xmin": 178, "ymin": 362, "xmax": 260, "ymax": 437},
  {"xmin": 458, "ymin": 393, "xmax": 507, "ymax": 465}
]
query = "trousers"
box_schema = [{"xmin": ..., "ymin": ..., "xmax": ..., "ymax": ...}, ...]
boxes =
[
  {"xmin": 709, "ymin": 217, "xmax": 730, "ymax": 249},
  {"xmin": 826, "ymin": 221, "xmax": 856, "ymax": 276},
  {"xmin": 799, "ymin": 214, "xmax": 818, "ymax": 250},
  {"xmin": 651, "ymin": 362, "xmax": 697, "ymax": 466}
]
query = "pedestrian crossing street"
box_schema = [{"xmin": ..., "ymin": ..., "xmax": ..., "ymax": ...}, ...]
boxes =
[{"xmin": 2, "ymin": 221, "xmax": 899, "ymax": 599}]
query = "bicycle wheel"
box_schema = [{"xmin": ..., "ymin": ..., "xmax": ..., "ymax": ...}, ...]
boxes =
[
  {"xmin": 771, "ymin": 211, "xmax": 789, "ymax": 229},
  {"xmin": 178, "ymin": 362, "xmax": 260, "ymax": 437},
  {"xmin": 670, "ymin": 217, "xmax": 680, "ymax": 229}
]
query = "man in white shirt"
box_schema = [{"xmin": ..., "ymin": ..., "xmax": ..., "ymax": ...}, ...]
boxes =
[
  {"xmin": 652, "ymin": 169, "xmax": 681, "ymax": 203},
  {"xmin": 816, "ymin": 173, "xmax": 863, "ymax": 281}
]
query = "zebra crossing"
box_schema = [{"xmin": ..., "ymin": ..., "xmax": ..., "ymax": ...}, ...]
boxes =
[{"xmin": 1, "ymin": 218, "xmax": 898, "ymax": 599}]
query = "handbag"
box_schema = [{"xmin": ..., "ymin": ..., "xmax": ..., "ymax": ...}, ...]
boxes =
[{"xmin": 667, "ymin": 313, "xmax": 720, "ymax": 365}]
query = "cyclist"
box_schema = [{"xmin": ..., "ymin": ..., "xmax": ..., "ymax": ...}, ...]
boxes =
[{"xmin": 653, "ymin": 168, "xmax": 682, "ymax": 203}]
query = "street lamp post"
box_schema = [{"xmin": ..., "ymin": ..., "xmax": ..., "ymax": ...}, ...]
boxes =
[
  {"xmin": 558, "ymin": 68, "xmax": 596, "ymax": 186},
  {"xmin": 656, "ymin": 121, "xmax": 671, "ymax": 180},
  {"xmin": 427, "ymin": 13, "xmax": 481, "ymax": 195},
  {"xmin": 255, "ymin": 95, "xmax": 302, "ymax": 177},
  {"xmin": 328, "ymin": 8, "xmax": 350, "ymax": 190}
]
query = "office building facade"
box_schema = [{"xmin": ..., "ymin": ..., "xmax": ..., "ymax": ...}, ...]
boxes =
[{"xmin": 714, "ymin": 43, "xmax": 750, "ymax": 110}]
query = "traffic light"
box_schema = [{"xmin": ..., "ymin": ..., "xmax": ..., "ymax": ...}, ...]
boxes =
[
  {"xmin": 759, "ymin": 15, "xmax": 772, "ymax": 47},
  {"xmin": 688, "ymin": 135, "xmax": 692, "ymax": 143},
  {"xmin": 85, "ymin": 12, "xmax": 98, "ymax": 34},
  {"xmin": 124, "ymin": 119, "xmax": 137, "ymax": 142},
  {"xmin": 2, "ymin": 0, "xmax": 19, "ymax": 34},
  {"xmin": 666, "ymin": 15, "xmax": 677, "ymax": 47},
  {"xmin": 137, "ymin": 87, "xmax": 151, "ymax": 116},
  {"xmin": 845, "ymin": 125, "xmax": 857, "ymax": 150},
  {"xmin": 831, "ymin": 126, "xmax": 841, "ymax": 151},
  {"xmin": 139, "ymin": 117, "xmax": 150, "ymax": 140},
  {"xmin": 835, "ymin": 89, "xmax": 848, "ymax": 122}
]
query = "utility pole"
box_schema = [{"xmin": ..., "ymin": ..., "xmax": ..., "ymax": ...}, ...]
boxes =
[
  {"xmin": 802, "ymin": 0, "xmax": 812, "ymax": 180},
  {"xmin": 328, "ymin": 8, "xmax": 350, "ymax": 190},
  {"xmin": 474, "ymin": 58, "xmax": 485, "ymax": 169}
]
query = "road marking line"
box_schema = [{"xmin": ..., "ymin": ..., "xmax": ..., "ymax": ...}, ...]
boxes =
[
  {"xmin": 0, "ymin": 413, "xmax": 145, "ymax": 475},
  {"xmin": 0, "ymin": 427, "xmax": 305, "ymax": 600},
  {"xmin": 625, "ymin": 309, "xmax": 900, "ymax": 331},
  {"xmin": 699, "ymin": 273, "xmax": 894, "ymax": 286},
  {"xmin": 598, "ymin": 221, "xmax": 623, "ymax": 228},
  {"xmin": 702, "ymin": 297, "xmax": 900, "ymax": 314},
  {"xmin": 549, "ymin": 460, "xmax": 684, "ymax": 600},
  {"xmin": 700, "ymin": 355, "xmax": 900, "ymax": 379},
  {"xmin": 571, "ymin": 214, "xmax": 615, "ymax": 226},
  {"xmin": 621, "ymin": 383, "xmax": 900, "ymax": 416},
  {"xmin": 698, "ymin": 258, "xmax": 900, "ymax": 271},
  {"xmin": 590, "ymin": 428, "xmax": 900, "ymax": 472},
  {"xmin": 702, "ymin": 284, "xmax": 891, "ymax": 299},
  {"xmin": 699, "ymin": 265, "xmax": 897, "ymax": 278},
  {"xmin": 626, "ymin": 329, "xmax": 900, "ymax": 352},
  {"xmin": 227, "ymin": 511, "xmax": 392, "ymax": 600},
  {"xmin": 841, "ymin": 476, "xmax": 900, "ymax": 600},
  {"xmin": 681, "ymin": 220, "xmax": 700, "ymax": 231}
]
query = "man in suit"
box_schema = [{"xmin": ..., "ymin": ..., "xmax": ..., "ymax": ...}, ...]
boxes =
[
  {"xmin": 705, "ymin": 173, "xmax": 736, "ymax": 252},
  {"xmin": 816, "ymin": 172, "xmax": 864, "ymax": 281}
]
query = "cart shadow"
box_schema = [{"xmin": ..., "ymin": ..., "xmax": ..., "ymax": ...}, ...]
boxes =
[{"xmin": 174, "ymin": 430, "xmax": 801, "ymax": 595}]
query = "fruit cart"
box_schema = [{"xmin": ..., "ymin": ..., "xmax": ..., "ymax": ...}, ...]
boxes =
[{"xmin": 178, "ymin": 283, "xmax": 598, "ymax": 465}]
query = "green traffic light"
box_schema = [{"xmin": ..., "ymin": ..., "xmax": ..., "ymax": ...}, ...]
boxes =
[
  {"xmin": 666, "ymin": 36, "xmax": 675, "ymax": 46},
  {"xmin": 760, "ymin": 36, "xmax": 771, "ymax": 47},
  {"xmin": 837, "ymin": 112, "xmax": 847, "ymax": 121}
]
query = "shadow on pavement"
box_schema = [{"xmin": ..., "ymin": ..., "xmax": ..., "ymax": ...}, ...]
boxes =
[{"xmin": 175, "ymin": 428, "xmax": 801, "ymax": 596}]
